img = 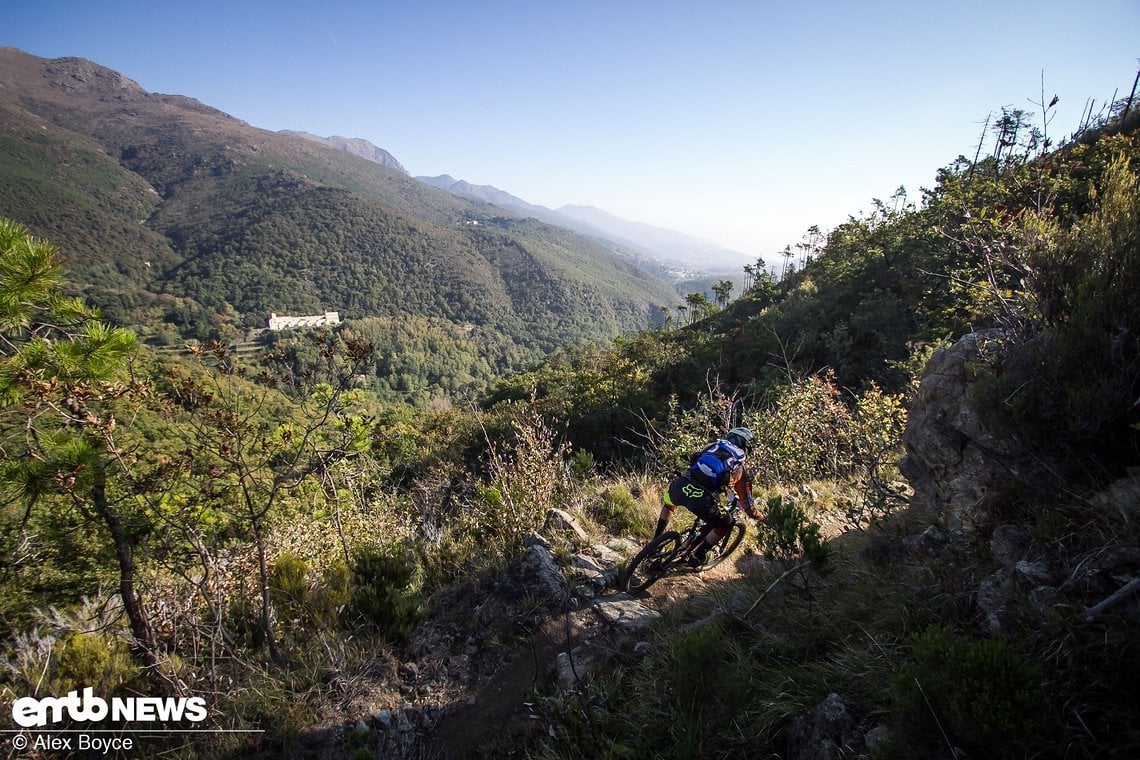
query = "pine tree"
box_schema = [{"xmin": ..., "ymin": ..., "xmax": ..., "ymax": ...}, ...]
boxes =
[{"xmin": 0, "ymin": 219, "xmax": 162, "ymax": 675}]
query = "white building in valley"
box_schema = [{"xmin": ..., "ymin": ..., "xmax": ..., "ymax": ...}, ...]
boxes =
[{"xmin": 267, "ymin": 311, "xmax": 341, "ymax": 331}]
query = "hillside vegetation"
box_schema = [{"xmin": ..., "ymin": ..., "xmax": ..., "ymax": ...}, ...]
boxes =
[
  {"xmin": 1, "ymin": 49, "xmax": 1139, "ymax": 760},
  {"xmin": 0, "ymin": 48, "xmax": 679, "ymax": 400}
]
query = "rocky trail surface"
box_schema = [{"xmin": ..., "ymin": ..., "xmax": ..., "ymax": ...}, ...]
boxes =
[
  {"xmin": 423, "ymin": 547, "xmax": 760, "ymax": 759},
  {"xmin": 302, "ymin": 511, "xmax": 763, "ymax": 760}
]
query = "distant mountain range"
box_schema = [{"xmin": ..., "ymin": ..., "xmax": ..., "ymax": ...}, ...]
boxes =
[
  {"xmin": 555, "ymin": 205, "xmax": 749, "ymax": 270},
  {"xmin": 269, "ymin": 134, "xmax": 750, "ymax": 273},
  {"xmin": 415, "ymin": 175, "xmax": 749, "ymax": 273},
  {"xmin": 0, "ymin": 47, "xmax": 681, "ymax": 374}
]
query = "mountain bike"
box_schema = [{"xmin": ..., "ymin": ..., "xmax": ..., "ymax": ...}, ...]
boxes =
[{"xmin": 618, "ymin": 494, "xmax": 747, "ymax": 594}]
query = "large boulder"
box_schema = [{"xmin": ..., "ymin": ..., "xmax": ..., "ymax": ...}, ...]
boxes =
[
  {"xmin": 786, "ymin": 693, "xmax": 867, "ymax": 760},
  {"xmin": 990, "ymin": 524, "xmax": 1031, "ymax": 566},
  {"xmin": 1090, "ymin": 468, "xmax": 1140, "ymax": 524},
  {"xmin": 592, "ymin": 594, "xmax": 661, "ymax": 633},
  {"xmin": 545, "ymin": 508, "xmax": 590, "ymax": 543},
  {"xmin": 901, "ymin": 330, "xmax": 1024, "ymax": 541},
  {"xmin": 492, "ymin": 544, "xmax": 575, "ymax": 615}
]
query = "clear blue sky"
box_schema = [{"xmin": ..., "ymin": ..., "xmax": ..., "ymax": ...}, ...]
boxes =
[{"xmin": 5, "ymin": 1, "xmax": 1138, "ymax": 262}]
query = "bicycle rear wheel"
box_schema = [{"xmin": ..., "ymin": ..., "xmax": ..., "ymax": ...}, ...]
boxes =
[
  {"xmin": 701, "ymin": 522, "xmax": 746, "ymax": 570},
  {"xmin": 619, "ymin": 531, "xmax": 682, "ymax": 594}
]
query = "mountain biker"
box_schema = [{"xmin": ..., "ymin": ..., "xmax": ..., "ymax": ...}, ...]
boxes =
[{"xmin": 655, "ymin": 426, "xmax": 762, "ymax": 567}]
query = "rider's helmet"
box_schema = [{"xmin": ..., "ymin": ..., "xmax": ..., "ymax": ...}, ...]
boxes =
[{"xmin": 726, "ymin": 426, "xmax": 754, "ymax": 451}]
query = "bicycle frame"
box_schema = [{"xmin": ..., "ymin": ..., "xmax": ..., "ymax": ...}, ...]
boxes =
[
  {"xmin": 672, "ymin": 494, "xmax": 741, "ymax": 563},
  {"xmin": 618, "ymin": 494, "xmax": 746, "ymax": 593}
]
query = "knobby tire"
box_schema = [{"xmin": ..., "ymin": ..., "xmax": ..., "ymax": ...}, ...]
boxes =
[{"xmin": 620, "ymin": 531, "xmax": 681, "ymax": 594}]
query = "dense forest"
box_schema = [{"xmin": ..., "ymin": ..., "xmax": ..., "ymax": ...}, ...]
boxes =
[{"xmin": 2, "ymin": 55, "xmax": 1139, "ymax": 760}]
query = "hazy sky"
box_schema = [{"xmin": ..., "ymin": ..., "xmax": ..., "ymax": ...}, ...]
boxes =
[{"xmin": 5, "ymin": 1, "xmax": 1138, "ymax": 262}]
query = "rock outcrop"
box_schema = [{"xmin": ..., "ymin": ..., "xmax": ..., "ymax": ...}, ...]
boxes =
[
  {"xmin": 902, "ymin": 330, "xmax": 1140, "ymax": 632},
  {"xmin": 786, "ymin": 693, "xmax": 875, "ymax": 760},
  {"xmin": 901, "ymin": 330, "xmax": 1024, "ymax": 541}
]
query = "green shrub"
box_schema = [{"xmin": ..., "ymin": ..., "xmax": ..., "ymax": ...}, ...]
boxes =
[
  {"xmin": 618, "ymin": 622, "xmax": 757, "ymax": 759},
  {"xmin": 346, "ymin": 545, "xmax": 420, "ymax": 642},
  {"xmin": 651, "ymin": 393, "xmax": 736, "ymax": 475},
  {"xmin": 569, "ymin": 449, "xmax": 596, "ymax": 479},
  {"xmin": 747, "ymin": 369, "xmax": 912, "ymax": 487},
  {"xmin": 749, "ymin": 372, "xmax": 854, "ymax": 483},
  {"xmin": 849, "ymin": 383, "xmax": 907, "ymax": 473},
  {"xmin": 893, "ymin": 626, "xmax": 1052, "ymax": 757},
  {"xmin": 426, "ymin": 407, "xmax": 572, "ymax": 581},
  {"xmin": 308, "ymin": 560, "xmax": 351, "ymax": 628},
  {"xmin": 756, "ymin": 495, "xmax": 830, "ymax": 572},
  {"xmin": 419, "ymin": 525, "xmax": 481, "ymax": 591},
  {"xmin": 269, "ymin": 551, "xmax": 310, "ymax": 625},
  {"xmin": 53, "ymin": 631, "xmax": 137, "ymax": 694},
  {"xmin": 989, "ymin": 153, "xmax": 1140, "ymax": 474},
  {"xmin": 588, "ymin": 486, "xmax": 654, "ymax": 539}
]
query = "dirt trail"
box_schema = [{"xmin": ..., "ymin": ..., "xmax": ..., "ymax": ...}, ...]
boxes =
[
  {"xmin": 424, "ymin": 550, "xmax": 759, "ymax": 759},
  {"xmin": 635, "ymin": 550, "xmax": 760, "ymax": 607},
  {"xmin": 423, "ymin": 613, "xmax": 592, "ymax": 759}
]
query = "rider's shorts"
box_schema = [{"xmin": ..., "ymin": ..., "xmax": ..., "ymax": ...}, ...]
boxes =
[{"xmin": 664, "ymin": 475, "xmax": 732, "ymax": 531}]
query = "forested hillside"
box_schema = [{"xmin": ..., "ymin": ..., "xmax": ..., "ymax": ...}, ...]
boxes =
[
  {"xmin": 492, "ymin": 108, "xmax": 1140, "ymax": 462},
  {"xmin": 473, "ymin": 101, "xmax": 1140, "ymax": 758},
  {"xmin": 1, "ymin": 43, "xmax": 1139, "ymax": 760},
  {"xmin": 0, "ymin": 48, "xmax": 679, "ymax": 399}
]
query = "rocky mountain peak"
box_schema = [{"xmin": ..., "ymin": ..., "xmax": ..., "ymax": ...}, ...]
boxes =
[
  {"xmin": 279, "ymin": 130, "xmax": 408, "ymax": 174},
  {"xmin": 43, "ymin": 56, "xmax": 145, "ymax": 96}
]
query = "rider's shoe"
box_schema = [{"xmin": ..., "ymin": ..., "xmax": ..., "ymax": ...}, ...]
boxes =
[{"xmin": 687, "ymin": 552, "xmax": 707, "ymax": 569}]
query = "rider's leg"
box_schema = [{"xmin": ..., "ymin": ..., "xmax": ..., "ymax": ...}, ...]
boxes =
[
  {"xmin": 692, "ymin": 526, "xmax": 727, "ymax": 562},
  {"xmin": 689, "ymin": 505, "xmax": 733, "ymax": 564},
  {"xmin": 663, "ymin": 475, "xmax": 703, "ymax": 536},
  {"xmin": 655, "ymin": 491, "xmax": 678, "ymax": 537}
]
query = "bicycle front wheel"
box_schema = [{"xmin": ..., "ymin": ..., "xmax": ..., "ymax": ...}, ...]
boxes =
[
  {"xmin": 702, "ymin": 522, "xmax": 746, "ymax": 570},
  {"xmin": 619, "ymin": 531, "xmax": 682, "ymax": 594}
]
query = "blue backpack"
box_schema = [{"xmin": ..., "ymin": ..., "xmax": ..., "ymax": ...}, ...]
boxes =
[{"xmin": 689, "ymin": 439, "xmax": 744, "ymax": 490}]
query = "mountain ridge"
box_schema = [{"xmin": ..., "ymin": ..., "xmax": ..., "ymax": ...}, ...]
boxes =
[
  {"xmin": 416, "ymin": 174, "xmax": 750, "ymax": 272},
  {"xmin": 279, "ymin": 130, "xmax": 409, "ymax": 174},
  {"xmin": 0, "ymin": 47, "xmax": 681, "ymax": 382}
]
